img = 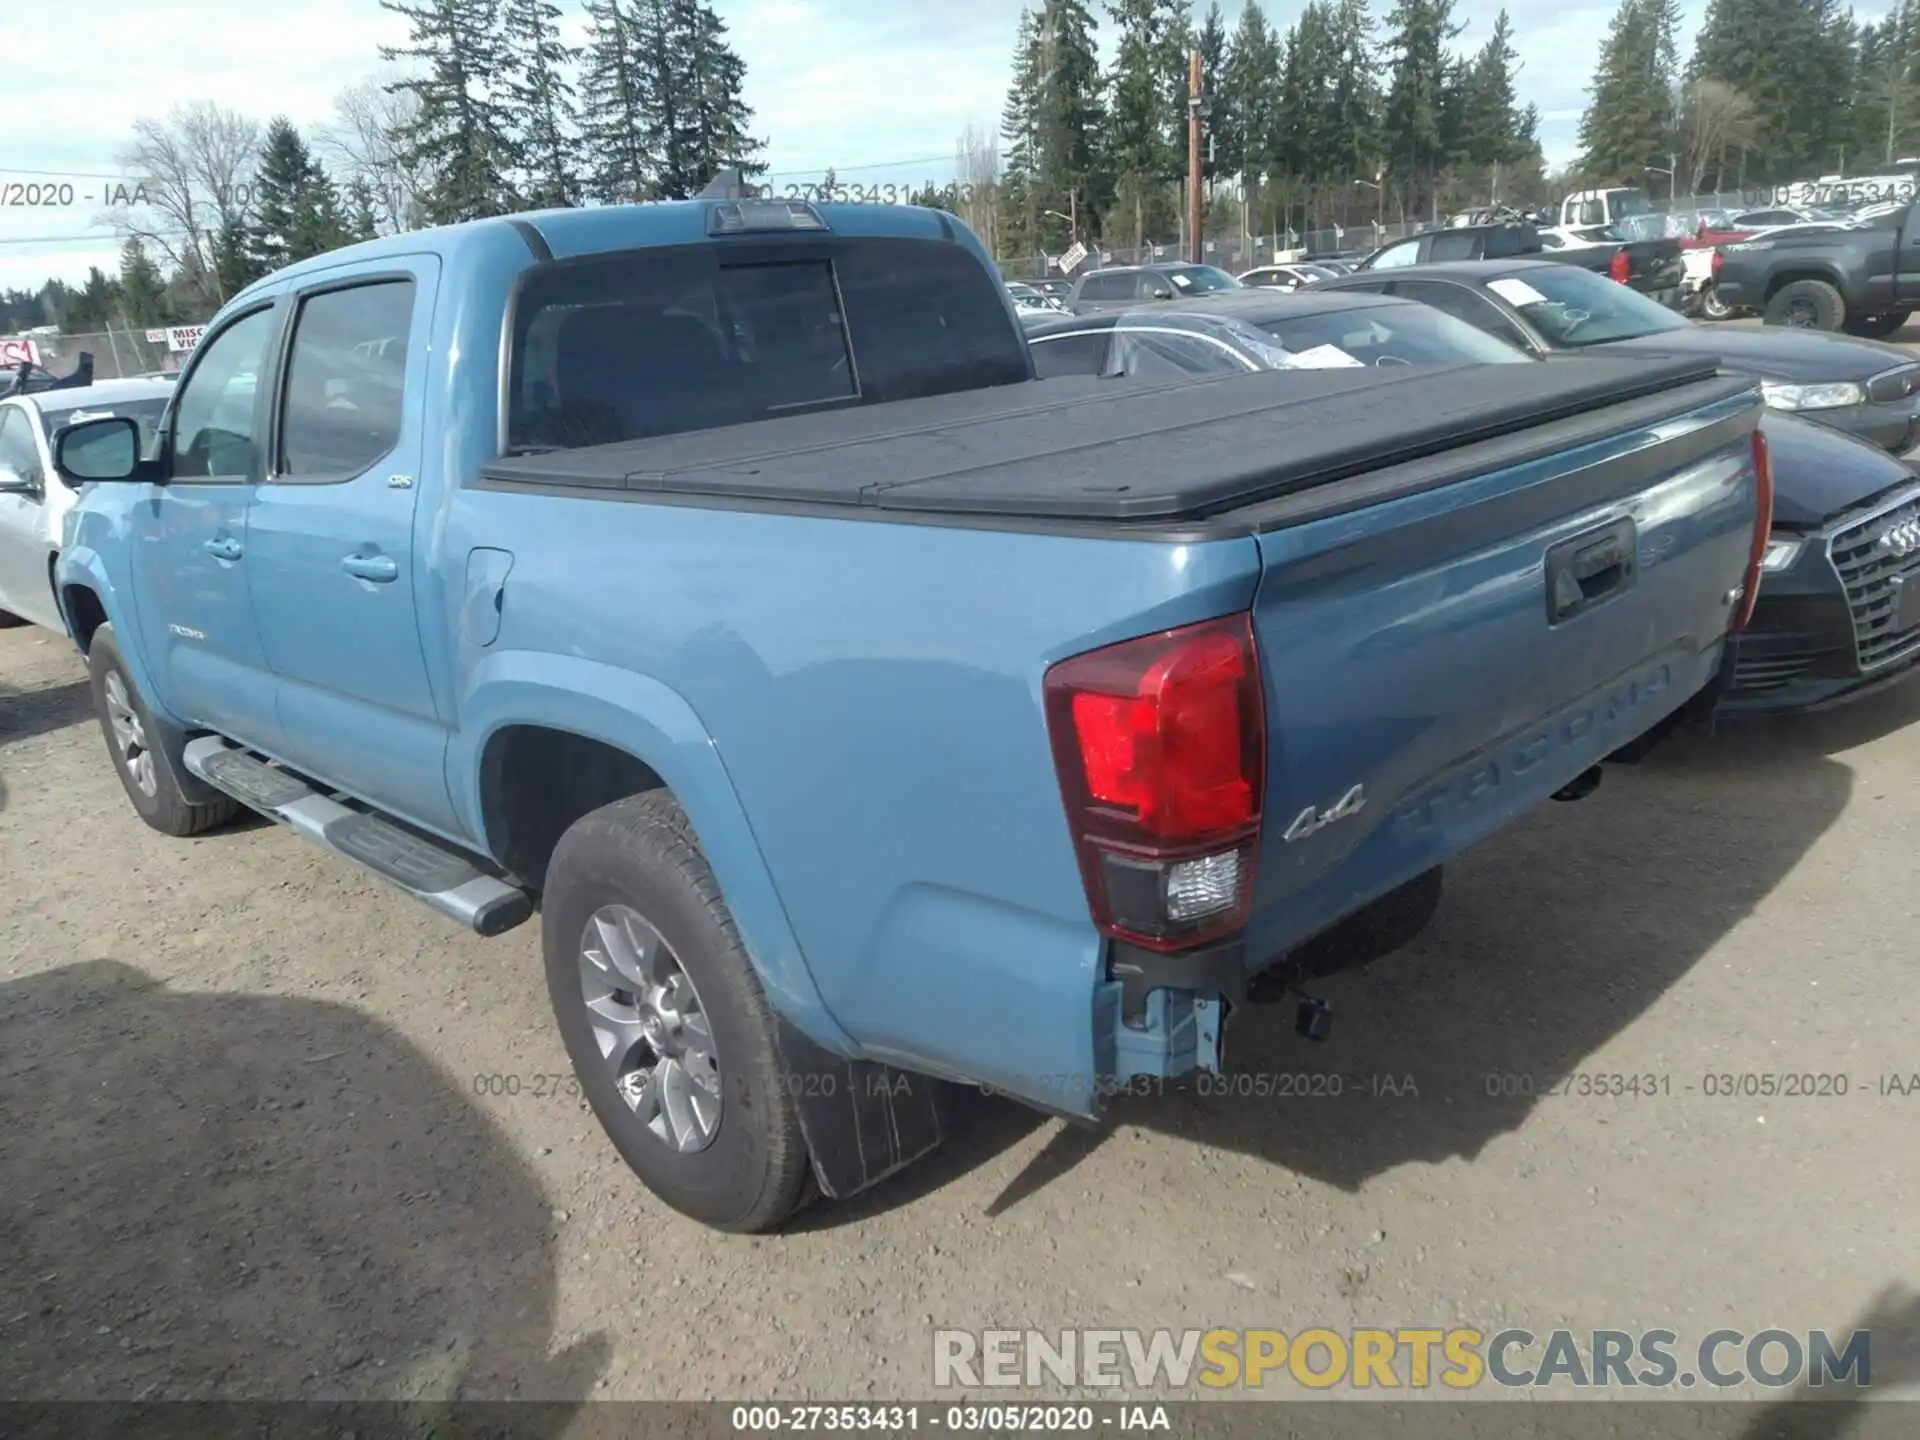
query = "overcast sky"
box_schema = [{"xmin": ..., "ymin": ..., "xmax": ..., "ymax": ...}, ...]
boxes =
[{"xmin": 3, "ymin": 0, "xmax": 1712, "ymax": 295}]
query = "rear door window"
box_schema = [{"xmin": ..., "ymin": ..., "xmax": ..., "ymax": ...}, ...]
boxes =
[
  {"xmin": 509, "ymin": 238, "xmax": 1029, "ymax": 450},
  {"xmin": 278, "ymin": 280, "xmax": 415, "ymax": 480}
]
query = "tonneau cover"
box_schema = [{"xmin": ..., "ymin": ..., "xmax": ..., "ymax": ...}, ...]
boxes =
[{"xmin": 482, "ymin": 353, "xmax": 1744, "ymax": 522}]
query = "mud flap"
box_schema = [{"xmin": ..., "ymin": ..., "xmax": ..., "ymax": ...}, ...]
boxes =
[{"xmin": 774, "ymin": 1018, "xmax": 947, "ymax": 1200}]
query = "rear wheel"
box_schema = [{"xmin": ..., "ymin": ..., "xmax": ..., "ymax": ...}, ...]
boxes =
[
  {"xmin": 1843, "ymin": 310, "xmax": 1911, "ymax": 338},
  {"xmin": 1699, "ymin": 287, "xmax": 1737, "ymax": 322},
  {"xmin": 86, "ymin": 624, "xmax": 237, "ymax": 837},
  {"xmin": 1764, "ymin": 279, "xmax": 1845, "ymax": 331},
  {"xmin": 541, "ymin": 791, "xmax": 811, "ymax": 1233}
]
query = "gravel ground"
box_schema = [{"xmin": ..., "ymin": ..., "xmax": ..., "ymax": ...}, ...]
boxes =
[{"xmin": 2, "ymin": 618, "xmax": 1918, "ymax": 1410}]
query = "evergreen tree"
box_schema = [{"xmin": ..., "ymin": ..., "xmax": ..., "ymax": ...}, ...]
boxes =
[
  {"xmin": 1219, "ymin": 0, "xmax": 1281, "ymax": 184},
  {"xmin": 1196, "ymin": 1, "xmax": 1229, "ymax": 180},
  {"xmin": 1328, "ymin": 0, "xmax": 1384, "ymax": 190},
  {"xmin": 1578, "ymin": 0, "xmax": 1677, "ymax": 185},
  {"xmin": 1460, "ymin": 9, "xmax": 1538, "ymax": 174},
  {"xmin": 251, "ymin": 117, "xmax": 318, "ymax": 273},
  {"xmin": 502, "ymin": 0, "xmax": 581, "ymax": 208},
  {"xmin": 344, "ymin": 176, "xmax": 383, "ymax": 241},
  {"xmin": 380, "ymin": 0, "xmax": 522, "ymax": 223},
  {"xmin": 1381, "ymin": 0, "xmax": 1463, "ymax": 217},
  {"xmin": 1107, "ymin": 0, "xmax": 1180, "ymax": 247},
  {"xmin": 999, "ymin": 8, "xmax": 1043, "ymax": 253},
  {"xmin": 1689, "ymin": 0, "xmax": 1852, "ymax": 178},
  {"xmin": 676, "ymin": 0, "xmax": 765, "ymax": 190},
  {"xmin": 117, "ymin": 239, "xmax": 168, "ymax": 326},
  {"xmin": 579, "ymin": 0, "xmax": 655, "ymax": 201},
  {"xmin": 1032, "ymin": 0, "xmax": 1106, "ymax": 242}
]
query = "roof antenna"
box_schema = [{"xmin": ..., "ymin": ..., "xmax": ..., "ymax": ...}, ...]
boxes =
[{"xmin": 699, "ymin": 167, "xmax": 758, "ymax": 200}]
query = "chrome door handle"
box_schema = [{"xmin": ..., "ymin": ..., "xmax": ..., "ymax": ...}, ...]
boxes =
[
  {"xmin": 341, "ymin": 553, "xmax": 398, "ymax": 583},
  {"xmin": 203, "ymin": 537, "xmax": 242, "ymax": 561}
]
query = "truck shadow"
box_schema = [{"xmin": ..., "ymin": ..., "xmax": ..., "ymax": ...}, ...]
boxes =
[
  {"xmin": 0, "ymin": 959, "xmax": 608, "ymax": 1410},
  {"xmin": 0, "ymin": 676, "xmax": 95, "ymax": 750}
]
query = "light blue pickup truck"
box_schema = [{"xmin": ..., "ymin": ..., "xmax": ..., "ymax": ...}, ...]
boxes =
[{"xmin": 51, "ymin": 185, "xmax": 1772, "ymax": 1231}]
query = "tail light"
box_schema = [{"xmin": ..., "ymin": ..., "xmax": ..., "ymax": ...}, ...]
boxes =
[
  {"xmin": 1609, "ymin": 249, "xmax": 1632, "ymax": 285},
  {"xmin": 1044, "ymin": 614, "xmax": 1265, "ymax": 952},
  {"xmin": 1711, "ymin": 249, "xmax": 1724, "ymax": 282},
  {"xmin": 1731, "ymin": 427, "xmax": 1774, "ymax": 633}
]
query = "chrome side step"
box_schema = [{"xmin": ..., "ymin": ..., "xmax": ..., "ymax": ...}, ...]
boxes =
[{"xmin": 182, "ymin": 736, "xmax": 533, "ymax": 937}]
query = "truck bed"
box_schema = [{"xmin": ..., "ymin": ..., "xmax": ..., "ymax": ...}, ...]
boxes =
[{"xmin": 481, "ymin": 354, "xmax": 1751, "ymax": 527}]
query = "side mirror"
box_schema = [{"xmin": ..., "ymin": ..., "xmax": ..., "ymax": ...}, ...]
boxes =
[
  {"xmin": 54, "ymin": 415, "xmax": 145, "ymax": 484},
  {"xmin": 1150, "ymin": 285, "xmax": 1174, "ymax": 300}
]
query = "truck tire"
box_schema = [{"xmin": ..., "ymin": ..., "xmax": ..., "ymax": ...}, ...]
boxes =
[
  {"xmin": 1699, "ymin": 287, "xmax": 1737, "ymax": 322},
  {"xmin": 86, "ymin": 623, "xmax": 238, "ymax": 838},
  {"xmin": 541, "ymin": 791, "xmax": 812, "ymax": 1233},
  {"xmin": 1844, "ymin": 310, "xmax": 1911, "ymax": 338},
  {"xmin": 1764, "ymin": 279, "xmax": 1845, "ymax": 331}
]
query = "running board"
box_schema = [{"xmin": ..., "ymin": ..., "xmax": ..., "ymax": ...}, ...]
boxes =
[{"xmin": 181, "ymin": 736, "xmax": 533, "ymax": 937}]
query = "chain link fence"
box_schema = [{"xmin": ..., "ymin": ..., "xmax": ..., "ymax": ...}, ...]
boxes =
[{"xmin": 18, "ymin": 328, "xmax": 188, "ymax": 383}]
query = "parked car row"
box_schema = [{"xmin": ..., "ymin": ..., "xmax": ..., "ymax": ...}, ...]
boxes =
[
  {"xmin": 15, "ymin": 185, "xmax": 1904, "ymax": 1240},
  {"xmin": 1027, "ymin": 258, "xmax": 1920, "ymax": 715}
]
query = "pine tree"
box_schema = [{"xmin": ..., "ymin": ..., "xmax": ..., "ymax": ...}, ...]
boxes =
[
  {"xmin": 1219, "ymin": 0, "xmax": 1281, "ymax": 184},
  {"xmin": 502, "ymin": 0, "xmax": 581, "ymax": 208},
  {"xmin": 999, "ymin": 8, "xmax": 1043, "ymax": 254},
  {"xmin": 1381, "ymin": 0, "xmax": 1463, "ymax": 218},
  {"xmin": 251, "ymin": 117, "xmax": 318, "ymax": 273},
  {"xmin": 676, "ymin": 0, "xmax": 765, "ymax": 191},
  {"xmin": 1032, "ymin": 1, "xmax": 1106, "ymax": 241},
  {"xmin": 1328, "ymin": 0, "xmax": 1384, "ymax": 189},
  {"xmin": 1196, "ymin": 1, "xmax": 1228, "ymax": 182},
  {"xmin": 117, "ymin": 239, "xmax": 168, "ymax": 326},
  {"xmin": 1460, "ymin": 8, "xmax": 1537, "ymax": 179},
  {"xmin": 344, "ymin": 176, "xmax": 383, "ymax": 241},
  {"xmin": 579, "ymin": 0, "xmax": 654, "ymax": 201},
  {"xmin": 1107, "ymin": 0, "xmax": 1179, "ymax": 248},
  {"xmin": 1578, "ymin": 0, "xmax": 1677, "ymax": 186},
  {"xmin": 380, "ymin": 0, "xmax": 522, "ymax": 224}
]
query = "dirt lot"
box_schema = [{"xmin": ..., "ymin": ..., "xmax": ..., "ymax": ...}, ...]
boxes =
[{"xmin": 3, "ymin": 619, "xmax": 1919, "ymax": 1409}]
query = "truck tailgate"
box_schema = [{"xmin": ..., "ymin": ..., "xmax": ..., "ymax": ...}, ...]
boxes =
[{"xmin": 1239, "ymin": 382, "xmax": 1760, "ymax": 966}]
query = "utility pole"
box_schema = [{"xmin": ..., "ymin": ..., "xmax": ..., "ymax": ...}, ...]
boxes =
[{"xmin": 1186, "ymin": 49, "xmax": 1206, "ymax": 265}]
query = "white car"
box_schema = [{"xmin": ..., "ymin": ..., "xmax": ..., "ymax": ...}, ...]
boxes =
[
  {"xmin": 1005, "ymin": 281, "xmax": 1067, "ymax": 315},
  {"xmin": 0, "ymin": 378, "xmax": 174, "ymax": 631},
  {"xmin": 1236, "ymin": 262, "xmax": 1339, "ymax": 291}
]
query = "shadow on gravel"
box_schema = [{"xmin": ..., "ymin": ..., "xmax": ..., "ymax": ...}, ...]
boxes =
[
  {"xmin": 0, "ymin": 960, "xmax": 609, "ymax": 1410},
  {"xmin": 0, "ymin": 677, "xmax": 94, "ymax": 749},
  {"xmin": 962, "ymin": 689, "xmax": 1863, "ymax": 1212}
]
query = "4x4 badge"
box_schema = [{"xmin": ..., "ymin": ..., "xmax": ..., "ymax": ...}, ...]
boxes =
[{"xmin": 1283, "ymin": 783, "xmax": 1367, "ymax": 843}]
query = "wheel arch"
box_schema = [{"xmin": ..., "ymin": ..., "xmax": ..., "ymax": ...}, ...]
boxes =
[
  {"xmin": 1763, "ymin": 266, "xmax": 1850, "ymax": 302},
  {"xmin": 455, "ymin": 651, "xmax": 856, "ymax": 1056}
]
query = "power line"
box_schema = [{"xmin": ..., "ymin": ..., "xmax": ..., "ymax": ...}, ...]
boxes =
[{"xmin": 0, "ymin": 232, "xmax": 190, "ymax": 248}]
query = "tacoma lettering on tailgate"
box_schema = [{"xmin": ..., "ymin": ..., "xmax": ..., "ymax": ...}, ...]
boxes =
[{"xmin": 1390, "ymin": 660, "xmax": 1674, "ymax": 836}]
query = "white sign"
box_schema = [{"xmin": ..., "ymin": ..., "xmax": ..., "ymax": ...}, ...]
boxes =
[
  {"xmin": 1285, "ymin": 344, "xmax": 1364, "ymax": 370},
  {"xmin": 145, "ymin": 328, "xmax": 167, "ymax": 344},
  {"xmin": 163, "ymin": 325, "xmax": 204, "ymax": 352},
  {"xmin": 1058, "ymin": 241, "xmax": 1089, "ymax": 275},
  {"xmin": 0, "ymin": 337, "xmax": 42, "ymax": 367},
  {"xmin": 1488, "ymin": 277, "xmax": 1548, "ymax": 308}
]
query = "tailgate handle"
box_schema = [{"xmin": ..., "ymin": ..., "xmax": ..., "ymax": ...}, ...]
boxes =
[{"xmin": 1546, "ymin": 518, "xmax": 1637, "ymax": 624}]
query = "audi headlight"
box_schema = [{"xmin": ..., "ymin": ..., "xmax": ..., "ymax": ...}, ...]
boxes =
[
  {"xmin": 1760, "ymin": 379, "xmax": 1867, "ymax": 411},
  {"xmin": 1761, "ymin": 534, "xmax": 1806, "ymax": 571}
]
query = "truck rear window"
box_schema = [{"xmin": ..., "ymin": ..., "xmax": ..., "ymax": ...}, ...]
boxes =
[{"xmin": 506, "ymin": 237, "xmax": 1030, "ymax": 451}]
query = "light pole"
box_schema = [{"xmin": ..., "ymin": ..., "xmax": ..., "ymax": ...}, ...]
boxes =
[
  {"xmin": 1647, "ymin": 160, "xmax": 1676, "ymax": 205},
  {"xmin": 1043, "ymin": 208, "xmax": 1077, "ymax": 244}
]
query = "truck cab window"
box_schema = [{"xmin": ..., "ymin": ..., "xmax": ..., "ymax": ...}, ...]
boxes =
[
  {"xmin": 279, "ymin": 281, "xmax": 415, "ymax": 479},
  {"xmin": 507, "ymin": 238, "xmax": 1028, "ymax": 451},
  {"xmin": 1028, "ymin": 330, "xmax": 1110, "ymax": 379},
  {"xmin": 171, "ymin": 308, "xmax": 276, "ymax": 481}
]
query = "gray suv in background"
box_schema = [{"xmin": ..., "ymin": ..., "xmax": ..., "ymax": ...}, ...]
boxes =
[{"xmin": 1067, "ymin": 263, "xmax": 1242, "ymax": 313}]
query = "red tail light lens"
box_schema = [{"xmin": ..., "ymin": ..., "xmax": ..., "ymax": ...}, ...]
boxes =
[
  {"xmin": 1609, "ymin": 249, "xmax": 1631, "ymax": 285},
  {"xmin": 1732, "ymin": 427, "xmax": 1774, "ymax": 633},
  {"xmin": 1711, "ymin": 248, "xmax": 1724, "ymax": 281},
  {"xmin": 1044, "ymin": 614, "xmax": 1265, "ymax": 952}
]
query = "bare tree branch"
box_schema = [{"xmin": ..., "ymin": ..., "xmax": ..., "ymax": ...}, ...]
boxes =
[
  {"xmin": 1676, "ymin": 80, "xmax": 1759, "ymax": 196},
  {"xmin": 315, "ymin": 71, "xmax": 436, "ymax": 235},
  {"xmin": 100, "ymin": 102, "xmax": 261, "ymax": 311},
  {"xmin": 955, "ymin": 122, "xmax": 1000, "ymax": 252}
]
